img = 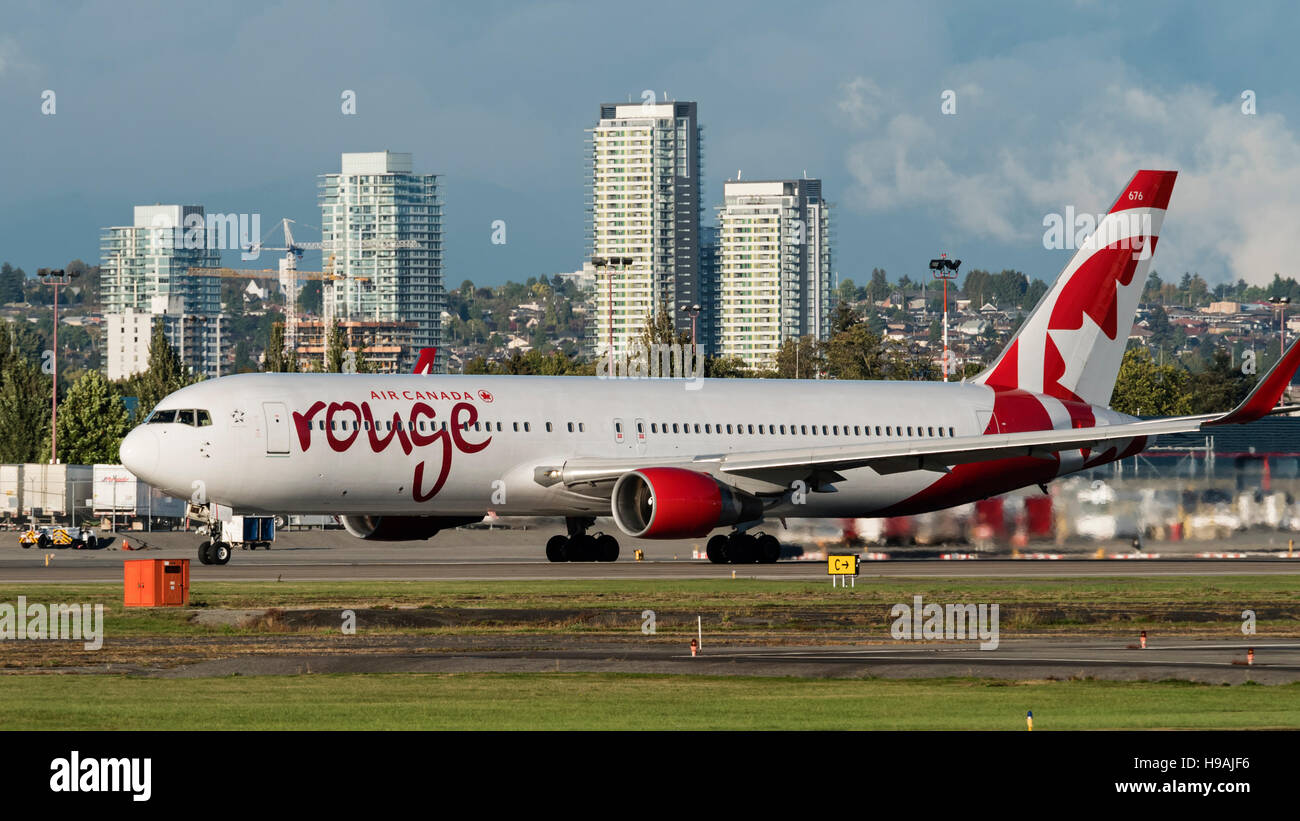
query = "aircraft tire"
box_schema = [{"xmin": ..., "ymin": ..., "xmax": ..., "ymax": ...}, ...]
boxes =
[
  {"xmin": 546, "ymin": 535, "xmax": 569, "ymax": 562},
  {"xmin": 706, "ymin": 534, "xmax": 729, "ymax": 564},
  {"xmin": 729, "ymin": 533, "xmax": 757, "ymax": 564},
  {"xmin": 198, "ymin": 540, "xmax": 213, "ymax": 565},
  {"xmin": 595, "ymin": 534, "xmax": 619, "ymax": 562},
  {"xmin": 211, "ymin": 541, "xmax": 231, "ymax": 565},
  {"xmin": 756, "ymin": 534, "xmax": 781, "ymax": 564}
]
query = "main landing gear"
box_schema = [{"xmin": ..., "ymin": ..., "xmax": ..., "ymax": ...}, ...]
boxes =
[
  {"xmin": 706, "ymin": 531, "xmax": 781, "ymax": 564},
  {"xmin": 546, "ymin": 517, "xmax": 619, "ymax": 562},
  {"xmin": 198, "ymin": 540, "xmax": 231, "ymax": 566}
]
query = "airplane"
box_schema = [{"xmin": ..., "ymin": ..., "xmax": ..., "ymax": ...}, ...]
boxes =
[{"xmin": 119, "ymin": 169, "xmax": 1300, "ymax": 566}]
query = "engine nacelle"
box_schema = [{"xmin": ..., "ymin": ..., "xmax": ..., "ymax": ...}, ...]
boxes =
[
  {"xmin": 611, "ymin": 468, "xmax": 762, "ymax": 539},
  {"xmin": 341, "ymin": 515, "xmax": 483, "ymax": 541}
]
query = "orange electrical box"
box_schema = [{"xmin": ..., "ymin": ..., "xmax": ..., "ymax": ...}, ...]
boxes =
[{"xmin": 123, "ymin": 559, "xmax": 190, "ymax": 607}]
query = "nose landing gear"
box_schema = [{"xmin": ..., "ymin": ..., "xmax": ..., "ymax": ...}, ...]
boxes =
[
  {"xmin": 198, "ymin": 540, "xmax": 231, "ymax": 566},
  {"xmin": 707, "ymin": 531, "xmax": 781, "ymax": 564}
]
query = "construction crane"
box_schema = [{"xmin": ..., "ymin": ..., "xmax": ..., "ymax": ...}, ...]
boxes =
[{"xmin": 269, "ymin": 218, "xmax": 419, "ymax": 326}]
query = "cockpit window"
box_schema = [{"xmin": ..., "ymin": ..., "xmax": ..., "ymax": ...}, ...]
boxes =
[{"xmin": 145, "ymin": 408, "xmax": 212, "ymax": 426}]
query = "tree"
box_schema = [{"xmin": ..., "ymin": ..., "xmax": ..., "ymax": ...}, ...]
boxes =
[
  {"xmin": 1109, "ymin": 348, "xmax": 1190, "ymax": 416},
  {"xmin": 1186, "ymin": 348, "xmax": 1252, "ymax": 414},
  {"xmin": 325, "ymin": 322, "xmax": 346, "ymax": 373},
  {"xmin": 824, "ymin": 324, "xmax": 884, "ymax": 380},
  {"xmin": 0, "ymin": 262, "xmax": 25, "ymax": 304},
  {"xmin": 831, "ymin": 301, "xmax": 860, "ymax": 335},
  {"xmin": 774, "ymin": 336, "xmax": 823, "ymax": 379},
  {"xmin": 50, "ymin": 371, "xmax": 131, "ymax": 464},
  {"xmin": 264, "ymin": 322, "xmax": 298, "ymax": 373},
  {"xmin": 0, "ymin": 358, "xmax": 51, "ymax": 463},
  {"xmin": 134, "ymin": 319, "xmax": 193, "ymax": 420}
]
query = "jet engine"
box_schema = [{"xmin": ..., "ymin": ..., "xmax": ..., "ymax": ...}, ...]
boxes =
[
  {"xmin": 341, "ymin": 515, "xmax": 483, "ymax": 541},
  {"xmin": 611, "ymin": 468, "xmax": 762, "ymax": 539}
]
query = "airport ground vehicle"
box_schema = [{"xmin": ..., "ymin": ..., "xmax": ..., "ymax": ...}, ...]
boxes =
[{"xmin": 18, "ymin": 525, "xmax": 98, "ymax": 549}]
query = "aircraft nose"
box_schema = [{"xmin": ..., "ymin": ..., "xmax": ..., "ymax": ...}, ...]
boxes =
[{"xmin": 119, "ymin": 426, "xmax": 159, "ymax": 480}]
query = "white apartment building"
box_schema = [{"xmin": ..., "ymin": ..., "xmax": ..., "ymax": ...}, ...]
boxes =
[
  {"xmin": 319, "ymin": 151, "xmax": 443, "ymax": 372},
  {"xmin": 101, "ymin": 205, "xmax": 226, "ymax": 381},
  {"xmin": 105, "ymin": 297, "xmax": 226, "ymax": 381},
  {"xmin": 587, "ymin": 101, "xmax": 702, "ymax": 358},
  {"xmin": 100, "ymin": 205, "xmax": 220, "ymax": 316},
  {"xmin": 716, "ymin": 179, "xmax": 832, "ymax": 369}
]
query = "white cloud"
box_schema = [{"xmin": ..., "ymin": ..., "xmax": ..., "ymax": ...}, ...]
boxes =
[{"xmin": 840, "ymin": 73, "xmax": 1300, "ymax": 285}]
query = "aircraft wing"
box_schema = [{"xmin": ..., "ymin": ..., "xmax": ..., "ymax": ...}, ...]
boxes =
[{"xmin": 551, "ymin": 336, "xmax": 1300, "ymax": 490}]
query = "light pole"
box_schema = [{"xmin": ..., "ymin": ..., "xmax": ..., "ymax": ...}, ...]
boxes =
[
  {"xmin": 38, "ymin": 268, "xmax": 78, "ymax": 464},
  {"xmin": 929, "ymin": 255, "xmax": 961, "ymax": 381},
  {"xmin": 593, "ymin": 256, "xmax": 632, "ymax": 365},
  {"xmin": 679, "ymin": 303, "xmax": 701, "ymax": 354},
  {"xmin": 1270, "ymin": 295, "xmax": 1290, "ymax": 353}
]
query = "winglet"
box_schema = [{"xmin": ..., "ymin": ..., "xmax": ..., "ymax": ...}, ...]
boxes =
[
  {"xmin": 1206, "ymin": 336, "xmax": 1300, "ymax": 426},
  {"xmin": 413, "ymin": 347, "xmax": 437, "ymax": 375}
]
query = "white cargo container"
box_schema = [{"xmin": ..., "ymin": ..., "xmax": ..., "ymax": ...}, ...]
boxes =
[
  {"xmin": 91, "ymin": 464, "xmax": 186, "ymax": 519},
  {"xmin": 0, "ymin": 464, "xmax": 23, "ymax": 518},
  {"xmin": 22, "ymin": 463, "xmax": 93, "ymax": 518}
]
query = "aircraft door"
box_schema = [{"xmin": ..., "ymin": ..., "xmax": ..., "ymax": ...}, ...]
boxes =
[{"xmin": 263, "ymin": 402, "xmax": 290, "ymax": 454}]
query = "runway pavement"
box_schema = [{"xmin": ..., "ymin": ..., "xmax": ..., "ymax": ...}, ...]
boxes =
[
  {"xmin": 3, "ymin": 525, "xmax": 1300, "ymax": 581},
  {"xmin": 47, "ymin": 634, "xmax": 1300, "ymax": 684}
]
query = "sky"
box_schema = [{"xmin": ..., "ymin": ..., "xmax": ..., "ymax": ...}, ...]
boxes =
[{"xmin": 2, "ymin": 0, "xmax": 1300, "ymax": 289}]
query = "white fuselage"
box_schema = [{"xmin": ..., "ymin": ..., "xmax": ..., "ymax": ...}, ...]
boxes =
[{"xmin": 119, "ymin": 372, "xmax": 1138, "ymax": 524}]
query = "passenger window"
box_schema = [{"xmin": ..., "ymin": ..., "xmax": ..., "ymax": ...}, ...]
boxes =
[
  {"xmin": 907, "ymin": 426, "xmax": 913, "ymax": 436},
  {"xmin": 578, "ymin": 422, "xmax": 583, "ymax": 433},
  {"xmin": 524, "ymin": 422, "xmax": 531, "ymax": 432},
  {"xmin": 780, "ymin": 425, "xmax": 786, "ymax": 434},
  {"xmin": 937, "ymin": 427, "xmax": 944, "ymax": 437},
  {"xmin": 928, "ymin": 427, "xmax": 934, "ymax": 437},
  {"xmin": 875, "ymin": 426, "xmax": 881, "ymax": 436},
  {"xmin": 513, "ymin": 422, "xmax": 519, "ymax": 432},
  {"xmin": 705, "ymin": 424, "xmax": 712, "ymax": 433},
  {"xmin": 801, "ymin": 425, "xmax": 807, "ymax": 435},
  {"xmin": 726, "ymin": 424, "xmax": 733, "ymax": 434},
  {"xmin": 886, "ymin": 426, "xmax": 892, "ymax": 435},
  {"xmin": 949, "ymin": 427, "xmax": 955, "ymax": 437},
  {"xmin": 747, "ymin": 424, "xmax": 754, "ymax": 434},
  {"xmin": 758, "ymin": 425, "xmax": 765, "ymax": 434},
  {"xmin": 811, "ymin": 426, "xmax": 817, "ymax": 436},
  {"xmin": 318, "ymin": 421, "xmax": 325, "ymax": 430},
  {"xmin": 651, "ymin": 423, "xmax": 658, "ymax": 433},
  {"xmin": 833, "ymin": 425, "xmax": 839, "ymax": 435},
  {"xmin": 693, "ymin": 424, "xmax": 700, "ymax": 433},
  {"xmin": 615, "ymin": 421, "xmax": 623, "ymax": 433},
  {"xmin": 546, "ymin": 422, "xmax": 553, "ymax": 432},
  {"xmin": 854, "ymin": 426, "xmax": 860, "ymax": 436},
  {"xmin": 567, "ymin": 422, "xmax": 574, "ymax": 433},
  {"xmin": 822, "ymin": 425, "xmax": 828, "ymax": 435}
]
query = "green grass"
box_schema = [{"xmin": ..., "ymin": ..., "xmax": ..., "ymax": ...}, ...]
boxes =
[{"xmin": 1, "ymin": 673, "xmax": 1296, "ymax": 730}]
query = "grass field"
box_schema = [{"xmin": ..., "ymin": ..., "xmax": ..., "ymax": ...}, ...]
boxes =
[
  {"xmin": 1, "ymin": 576, "xmax": 1296, "ymax": 636},
  {"xmin": 1, "ymin": 673, "xmax": 1296, "ymax": 730}
]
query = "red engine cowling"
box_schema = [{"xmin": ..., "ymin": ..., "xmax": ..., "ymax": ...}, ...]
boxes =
[
  {"xmin": 341, "ymin": 515, "xmax": 483, "ymax": 541},
  {"xmin": 611, "ymin": 468, "xmax": 762, "ymax": 539}
]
